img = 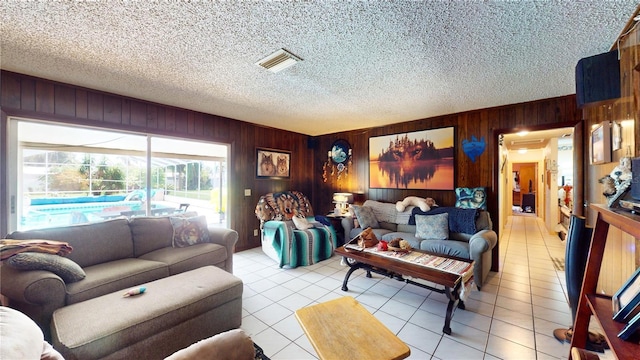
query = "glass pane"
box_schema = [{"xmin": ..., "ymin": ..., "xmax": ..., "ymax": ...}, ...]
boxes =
[
  {"xmin": 150, "ymin": 137, "xmax": 228, "ymax": 225},
  {"xmin": 16, "ymin": 121, "xmax": 228, "ymax": 231}
]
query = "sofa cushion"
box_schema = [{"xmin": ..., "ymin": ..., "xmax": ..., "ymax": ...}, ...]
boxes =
[
  {"xmin": 65, "ymin": 258, "xmax": 168, "ymax": 304},
  {"xmin": 475, "ymin": 210, "xmax": 492, "ymax": 231},
  {"xmin": 362, "ymin": 200, "xmax": 398, "ymax": 223},
  {"xmin": 349, "ymin": 227, "xmax": 392, "ymax": 241},
  {"xmin": 129, "ymin": 216, "xmax": 175, "ymax": 256},
  {"xmin": 415, "ymin": 213, "xmax": 449, "ymax": 240},
  {"xmin": 170, "ymin": 215, "xmax": 211, "ymax": 247},
  {"xmin": 6, "ymin": 253, "xmax": 86, "ymax": 283},
  {"xmin": 7, "ymin": 218, "xmax": 134, "ymax": 268},
  {"xmin": 410, "ymin": 207, "xmax": 478, "ymax": 234},
  {"xmin": 352, "ymin": 205, "xmax": 379, "ymax": 229},
  {"xmin": 139, "ymin": 243, "xmax": 227, "ymax": 275},
  {"xmin": 380, "ymin": 232, "xmax": 421, "ymax": 249},
  {"xmin": 378, "ymin": 221, "xmax": 398, "ymax": 232},
  {"xmin": 419, "ymin": 239, "xmax": 470, "ymax": 259},
  {"xmin": 165, "ymin": 329, "xmax": 255, "ymax": 360}
]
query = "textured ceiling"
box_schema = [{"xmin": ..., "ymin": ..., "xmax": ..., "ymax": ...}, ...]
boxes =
[{"xmin": 1, "ymin": 1, "xmax": 638, "ymax": 136}]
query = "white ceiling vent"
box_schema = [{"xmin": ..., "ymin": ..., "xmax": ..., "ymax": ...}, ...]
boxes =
[{"xmin": 256, "ymin": 49, "xmax": 302, "ymax": 73}]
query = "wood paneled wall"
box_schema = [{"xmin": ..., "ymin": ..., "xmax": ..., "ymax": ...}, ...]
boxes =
[
  {"xmin": 3, "ymin": 69, "xmax": 628, "ymax": 268},
  {"xmin": 314, "ymin": 98, "xmax": 581, "ymax": 213},
  {"xmin": 314, "ymin": 96, "xmax": 582, "ymax": 270},
  {"xmin": 581, "ymin": 19, "xmax": 640, "ymax": 294},
  {"xmin": 0, "ymin": 70, "xmax": 313, "ymax": 251}
]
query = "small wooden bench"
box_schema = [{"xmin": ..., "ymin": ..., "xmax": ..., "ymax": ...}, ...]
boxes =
[{"xmin": 295, "ymin": 296, "xmax": 410, "ymax": 360}]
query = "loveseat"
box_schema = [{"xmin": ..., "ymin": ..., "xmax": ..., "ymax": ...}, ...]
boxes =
[
  {"xmin": 343, "ymin": 200, "xmax": 497, "ymax": 289},
  {"xmin": 0, "ymin": 213, "xmax": 239, "ymax": 341},
  {"xmin": 255, "ymin": 191, "xmax": 337, "ymax": 268}
]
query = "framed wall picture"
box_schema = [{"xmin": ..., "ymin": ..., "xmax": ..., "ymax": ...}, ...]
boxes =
[
  {"xmin": 612, "ymin": 121, "xmax": 622, "ymax": 151},
  {"xmin": 590, "ymin": 121, "xmax": 612, "ymax": 165},
  {"xmin": 369, "ymin": 127, "xmax": 455, "ymax": 190},
  {"xmin": 613, "ymin": 266, "xmax": 640, "ymax": 322},
  {"xmin": 256, "ymin": 148, "xmax": 290, "ymax": 179},
  {"xmin": 618, "ymin": 310, "xmax": 640, "ymax": 340}
]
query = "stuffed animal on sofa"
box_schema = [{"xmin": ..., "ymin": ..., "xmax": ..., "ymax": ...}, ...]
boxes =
[{"xmin": 395, "ymin": 196, "xmax": 434, "ymax": 212}]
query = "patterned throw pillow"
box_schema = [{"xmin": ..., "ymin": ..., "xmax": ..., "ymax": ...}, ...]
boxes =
[
  {"xmin": 455, "ymin": 187, "xmax": 487, "ymax": 210},
  {"xmin": 170, "ymin": 215, "xmax": 211, "ymax": 248},
  {"xmin": 352, "ymin": 205, "xmax": 379, "ymax": 229},
  {"xmin": 415, "ymin": 213, "xmax": 449, "ymax": 240},
  {"xmin": 6, "ymin": 252, "xmax": 86, "ymax": 283}
]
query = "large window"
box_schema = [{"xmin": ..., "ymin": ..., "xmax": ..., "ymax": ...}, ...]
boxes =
[{"xmin": 8, "ymin": 119, "xmax": 228, "ymax": 232}]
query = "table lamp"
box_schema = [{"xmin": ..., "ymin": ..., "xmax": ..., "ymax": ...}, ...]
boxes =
[{"xmin": 332, "ymin": 193, "xmax": 353, "ymax": 215}]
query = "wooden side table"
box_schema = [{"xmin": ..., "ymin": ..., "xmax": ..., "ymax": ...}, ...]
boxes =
[
  {"xmin": 295, "ymin": 296, "xmax": 410, "ymax": 360},
  {"xmin": 325, "ymin": 214, "xmax": 346, "ymax": 245}
]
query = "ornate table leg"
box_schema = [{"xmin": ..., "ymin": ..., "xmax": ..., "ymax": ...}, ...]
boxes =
[
  {"xmin": 443, "ymin": 285, "xmax": 464, "ymax": 335},
  {"xmin": 341, "ymin": 258, "xmax": 364, "ymax": 291}
]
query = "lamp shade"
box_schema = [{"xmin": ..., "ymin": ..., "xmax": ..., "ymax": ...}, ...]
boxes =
[{"xmin": 332, "ymin": 193, "xmax": 353, "ymax": 204}]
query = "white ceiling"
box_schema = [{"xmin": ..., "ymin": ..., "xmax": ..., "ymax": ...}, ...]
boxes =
[
  {"xmin": 1, "ymin": 1, "xmax": 637, "ymax": 136},
  {"xmin": 502, "ymin": 127, "xmax": 573, "ymax": 151}
]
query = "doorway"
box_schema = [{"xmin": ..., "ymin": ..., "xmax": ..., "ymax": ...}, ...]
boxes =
[
  {"xmin": 513, "ymin": 162, "xmax": 537, "ymax": 215},
  {"xmin": 496, "ymin": 125, "xmax": 577, "ymax": 237}
]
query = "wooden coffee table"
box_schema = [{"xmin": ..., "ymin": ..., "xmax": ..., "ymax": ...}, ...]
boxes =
[
  {"xmin": 295, "ymin": 296, "xmax": 410, "ymax": 360},
  {"xmin": 335, "ymin": 245, "xmax": 474, "ymax": 335}
]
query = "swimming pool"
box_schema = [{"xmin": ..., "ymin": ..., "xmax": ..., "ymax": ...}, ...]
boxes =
[{"xmin": 20, "ymin": 200, "xmax": 174, "ymax": 231}]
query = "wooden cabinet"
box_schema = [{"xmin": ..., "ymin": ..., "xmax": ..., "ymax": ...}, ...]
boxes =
[
  {"xmin": 569, "ymin": 204, "xmax": 640, "ymax": 359},
  {"xmin": 513, "ymin": 191, "xmax": 521, "ymax": 206}
]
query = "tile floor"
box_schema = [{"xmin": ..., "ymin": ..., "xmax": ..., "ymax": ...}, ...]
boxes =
[{"xmin": 233, "ymin": 215, "xmax": 610, "ymax": 359}]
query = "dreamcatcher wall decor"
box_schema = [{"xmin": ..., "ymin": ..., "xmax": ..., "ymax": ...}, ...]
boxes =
[{"xmin": 323, "ymin": 139, "xmax": 352, "ymax": 182}]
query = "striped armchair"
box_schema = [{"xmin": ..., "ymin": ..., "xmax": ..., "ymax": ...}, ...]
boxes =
[{"xmin": 255, "ymin": 191, "xmax": 337, "ymax": 268}]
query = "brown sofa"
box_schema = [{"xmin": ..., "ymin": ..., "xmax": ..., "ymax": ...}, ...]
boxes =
[{"xmin": 0, "ymin": 214, "xmax": 238, "ymax": 341}]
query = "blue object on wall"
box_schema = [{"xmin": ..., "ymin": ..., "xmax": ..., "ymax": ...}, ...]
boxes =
[{"xmin": 461, "ymin": 136, "xmax": 486, "ymax": 163}]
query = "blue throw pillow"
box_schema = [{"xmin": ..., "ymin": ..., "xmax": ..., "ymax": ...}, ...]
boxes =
[
  {"xmin": 352, "ymin": 205, "xmax": 379, "ymax": 229},
  {"xmin": 415, "ymin": 213, "xmax": 449, "ymax": 240},
  {"xmin": 410, "ymin": 207, "xmax": 477, "ymax": 234}
]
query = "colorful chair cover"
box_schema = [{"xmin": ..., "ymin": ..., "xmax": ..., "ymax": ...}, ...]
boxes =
[{"xmin": 255, "ymin": 191, "xmax": 336, "ymax": 268}]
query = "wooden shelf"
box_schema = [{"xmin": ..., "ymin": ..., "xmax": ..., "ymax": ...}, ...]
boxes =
[
  {"xmin": 569, "ymin": 204, "xmax": 640, "ymax": 359},
  {"xmin": 586, "ymin": 294, "xmax": 640, "ymax": 358}
]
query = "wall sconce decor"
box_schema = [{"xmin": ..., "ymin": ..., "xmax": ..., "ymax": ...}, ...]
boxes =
[{"xmin": 323, "ymin": 139, "xmax": 352, "ymax": 182}]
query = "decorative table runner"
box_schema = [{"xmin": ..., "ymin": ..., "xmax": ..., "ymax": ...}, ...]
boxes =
[
  {"xmin": 362, "ymin": 248, "xmax": 474, "ymax": 277},
  {"xmin": 361, "ymin": 247, "xmax": 475, "ymax": 301}
]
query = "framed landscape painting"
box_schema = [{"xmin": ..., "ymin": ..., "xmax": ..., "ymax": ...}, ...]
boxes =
[{"xmin": 369, "ymin": 127, "xmax": 455, "ymax": 190}]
